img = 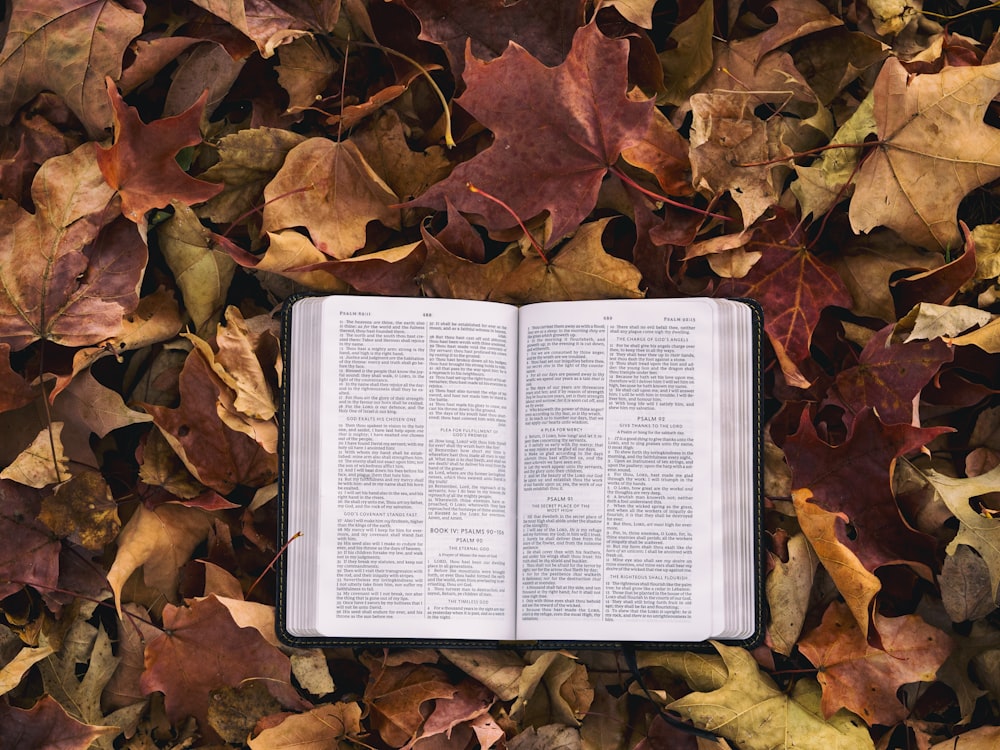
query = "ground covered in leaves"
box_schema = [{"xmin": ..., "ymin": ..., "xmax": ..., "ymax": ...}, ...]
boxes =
[{"xmin": 3, "ymin": 0, "xmax": 1000, "ymax": 748}]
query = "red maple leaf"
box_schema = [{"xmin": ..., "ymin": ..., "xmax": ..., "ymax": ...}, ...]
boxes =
[
  {"xmin": 408, "ymin": 21, "xmax": 654, "ymax": 244},
  {"xmin": 715, "ymin": 210, "xmax": 852, "ymax": 386},
  {"xmin": 95, "ymin": 78, "xmax": 223, "ymax": 223},
  {"xmin": 783, "ymin": 408, "xmax": 950, "ymax": 578}
]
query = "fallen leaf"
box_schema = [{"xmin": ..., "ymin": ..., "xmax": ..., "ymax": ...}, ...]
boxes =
[
  {"xmin": 715, "ymin": 210, "xmax": 851, "ymax": 387},
  {"xmin": 511, "ymin": 651, "xmax": 593, "ymax": 728},
  {"xmin": 143, "ymin": 346, "xmax": 278, "ymax": 493},
  {"xmin": 657, "ymin": 0, "xmax": 714, "ymax": 106},
  {"xmin": 766, "ymin": 532, "xmax": 820, "ymax": 656},
  {"xmin": 39, "ymin": 470, "xmax": 120, "ymax": 551},
  {"xmin": 409, "ymin": 22, "xmax": 654, "ymax": 244},
  {"xmin": 96, "ymin": 79, "xmax": 223, "ymax": 224},
  {"xmin": 208, "ymin": 682, "xmax": 284, "ymax": 745},
  {"xmin": 188, "ymin": 0, "xmax": 309, "ymax": 56},
  {"xmin": 402, "ymin": 679, "xmax": 493, "ymax": 749},
  {"xmin": 439, "ymin": 649, "xmax": 524, "ymax": 701},
  {"xmin": 261, "ymin": 137, "xmax": 399, "ymax": 259},
  {"xmin": 620, "ymin": 108, "xmax": 693, "ymax": 198},
  {"xmin": 106, "ymin": 500, "xmax": 214, "ymax": 614},
  {"xmin": 490, "ymin": 219, "xmax": 643, "ymax": 303},
  {"xmin": 52, "ymin": 368, "xmax": 152, "ymax": 438},
  {"xmin": 0, "ymin": 694, "xmax": 115, "ymax": 750},
  {"xmin": 0, "ymin": 479, "xmax": 62, "ymax": 602},
  {"xmin": 665, "ymin": 642, "xmax": 875, "ymax": 750},
  {"xmin": 941, "ymin": 544, "xmax": 997, "ymax": 623},
  {"xmin": 0, "ymin": 145, "xmax": 143, "ymax": 352},
  {"xmin": 276, "ymin": 35, "xmax": 337, "ymax": 112},
  {"xmin": 924, "ymin": 465, "xmax": 1000, "ymax": 597},
  {"xmin": 799, "ymin": 600, "xmax": 953, "ymax": 725},
  {"xmin": 849, "ymin": 59, "xmax": 1000, "ymax": 250},
  {"xmin": 900, "ymin": 302, "xmax": 993, "ymax": 342},
  {"xmin": 248, "ymin": 702, "xmax": 363, "ymax": 749},
  {"xmin": 1, "ymin": 422, "xmax": 70, "ymax": 488},
  {"xmin": 508, "ymin": 724, "xmax": 582, "ymax": 750},
  {"xmin": 158, "ymin": 202, "xmax": 237, "ymax": 336},
  {"xmin": 0, "ymin": 343, "xmax": 34, "ymax": 414},
  {"xmin": 0, "ymin": 0, "xmax": 145, "ymax": 137},
  {"xmin": 930, "ymin": 725, "xmax": 1000, "ymax": 749},
  {"xmin": 140, "ymin": 595, "xmax": 308, "ymax": 741},
  {"xmin": 824, "ymin": 323, "xmax": 953, "ymax": 426},
  {"xmin": 361, "ymin": 652, "xmax": 457, "ymax": 747},
  {"xmin": 400, "ymin": 0, "xmax": 585, "ymax": 79}
]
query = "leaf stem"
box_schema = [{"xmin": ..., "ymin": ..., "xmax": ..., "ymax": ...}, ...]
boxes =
[
  {"xmin": 338, "ymin": 39, "xmax": 456, "ymax": 148},
  {"xmin": 247, "ymin": 532, "xmax": 303, "ymax": 597},
  {"xmin": 221, "ymin": 185, "xmax": 314, "ymax": 239},
  {"xmin": 608, "ymin": 166, "xmax": 730, "ymax": 222},
  {"xmin": 466, "ymin": 182, "xmax": 549, "ymax": 263},
  {"xmin": 736, "ymin": 140, "xmax": 881, "ymax": 168},
  {"xmin": 37, "ymin": 340, "xmax": 63, "ymax": 485}
]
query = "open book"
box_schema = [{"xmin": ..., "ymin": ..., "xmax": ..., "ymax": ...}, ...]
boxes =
[{"xmin": 277, "ymin": 296, "xmax": 762, "ymax": 647}]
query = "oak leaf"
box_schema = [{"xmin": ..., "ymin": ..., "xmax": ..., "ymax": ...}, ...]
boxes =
[
  {"xmin": 849, "ymin": 59, "xmax": 1000, "ymax": 250},
  {"xmin": 96, "ymin": 79, "xmax": 224, "ymax": 223},
  {"xmin": 409, "ymin": 22, "xmax": 654, "ymax": 245},
  {"xmin": 140, "ymin": 595, "xmax": 308, "ymax": 741},
  {"xmin": 0, "ymin": 695, "xmax": 116, "ymax": 750},
  {"xmin": 0, "ymin": 0, "xmax": 144, "ymax": 137},
  {"xmin": 490, "ymin": 219, "xmax": 643, "ymax": 303},
  {"xmin": 261, "ymin": 137, "xmax": 399, "ymax": 259},
  {"xmin": 0, "ymin": 145, "xmax": 144, "ymax": 352},
  {"xmin": 798, "ymin": 600, "xmax": 953, "ymax": 725},
  {"xmin": 715, "ymin": 211, "xmax": 851, "ymax": 387},
  {"xmin": 664, "ymin": 642, "xmax": 875, "ymax": 750},
  {"xmin": 248, "ymin": 702, "xmax": 363, "ymax": 749},
  {"xmin": 924, "ymin": 464, "xmax": 1000, "ymax": 596}
]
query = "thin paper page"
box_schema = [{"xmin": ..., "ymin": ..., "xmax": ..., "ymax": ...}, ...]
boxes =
[
  {"xmin": 516, "ymin": 299, "xmax": 716, "ymax": 642},
  {"xmin": 311, "ymin": 297, "xmax": 519, "ymax": 640}
]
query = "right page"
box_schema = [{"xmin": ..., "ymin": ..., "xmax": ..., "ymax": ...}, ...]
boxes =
[{"xmin": 515, "ymin": 298, "xmax": 724, "ymax": 642}]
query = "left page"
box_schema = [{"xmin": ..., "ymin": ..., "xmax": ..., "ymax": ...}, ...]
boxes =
[{"xmin": 289, "ymin": 296, "xmax": 520, "ymax": 641}]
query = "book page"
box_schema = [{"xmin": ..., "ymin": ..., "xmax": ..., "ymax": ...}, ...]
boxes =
[
  {"xmin": 515, "ymin": 299, "xmax": 717, "ymax": 642},
  {"xmin": 309, "ymin": 297, "xmax": 519, "ymax": 640}
]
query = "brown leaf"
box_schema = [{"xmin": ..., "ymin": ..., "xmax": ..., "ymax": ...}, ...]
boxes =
[
  {"xmin": 39, "ymin": 470, "xmax": 120, "ymax": 551},
  {"xmin": 188, "ymin": 0, "xmax": 309, "ymax": 56},
  {"xmin": 1, "ymin": 422, "xmax": 70, "ymax": 488},
  {"xmin": 361, "ymin": 652, "xmax": 457, "ymax": 747},
  {"xmin": 766, "ymin": 532, "xmax": 819, "ymax": 656},
  {"xmin": 96, "ymin": 79, "xmax": 223, "ymax": 223},
  {"xmin": 409, "ymin": 22, "xmax": 654, "ymax": 244},
  {"xmin": 620, "ymin": 109, "xmax": 693, "ymax": 198},
  {"xmin": 158, "ymin": 202, "xmax": 237, "ymax": 336},
  {"xmin": 0, "ymin": 695, "xmax": 115, "ymax": 750},
  {"xmin": 798, "ymin": 600, "xmax": 953, "ymax": 725},
  {"xmin": 52, "ymin": 367, "xmax": 152, "ymax": 438},
  {"xmin": 248, "ymin": 702, "xmax": 363, "ymax": 749},
  {"xmin": 512, "ymin": 651, "xmax": 593, "ymax": 728},
  {"xmin": 276, "ymin": 35, "xmax": 337, "ymax": 112},
  {"xmin": 403, "ymin": 680, "xmax": 493, "ymax": 750},
  {"xmin": 106, "ymin": 500, "xmax": 214, "ymax": 614},
  {"xmin": 940, "ymin": 544, "xmax": 997, "ymax": 623},
  {"xmin": 144, "ymin": 346, "xmax": 278, "ymax": 493},
  {"xmin": 0, "ymin": 0, "xmax": 145, "ymax": 137},
  {"xmin": 140, "ymin": 595, "xmax": 308, "ymax": 741},
  {"xmin": 262, "ymin": 137, "xmax": 399, "ymax": 258},
  {"xmin": 850, "ymin": 59, "xmax": 1000, "ymax": 250},
  {"xmin": 490, "ymin": 219, "xmax": 643, "ymax": 303},
  {"xmin": 0, "ymin": 145, "xmax": 145, "ymax": 352},
  {"xmin": 0, "ymin": 342, "xmax": 34, "ymax": 414},
  {"xmin": 0, "ymin": 479, "xmax": 61, "ymax": 602},
  {"xmin": 439, "ymin": 649, "xmax": 524, "ymax": 701},
  {"xmin": 298, "ymin": 242, "xmax": 428, "ymax": 296}
]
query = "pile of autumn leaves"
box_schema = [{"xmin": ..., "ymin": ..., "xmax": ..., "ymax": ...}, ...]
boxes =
[{"xmin": 2, "ymin": 0, "xmax": 1000, "ymax": 747}]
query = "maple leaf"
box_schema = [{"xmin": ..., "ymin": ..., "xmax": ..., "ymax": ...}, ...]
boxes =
[
  {"xmin": 849, "ymin": 59, "xmax": 1000, "ymax": 251},
  {"xmin": 261, "ymin": 137, "xmax": 400, "ymax": 259},
  {"xmin": 824, "ymin": 323, "xmax": 953, "ymax": 426},
  {"xmin": 0, "ymin": 0, "xmax": 145, "ymax": 138},
  {"xmin": 714, "ymin": 210, "xmax": 851, "ymax": 387},
  {"xmin": 0, "ymin": 145, "xmax": 146, "ymax": 351},
  {"xmin": 490, "ymin": 218, "xmax": 643, "ymax": 303},
  {"xmin": 95, "ymin": 79, "xmax": 223, "ymax": 224},
  {"xmin": 409, "ymin": 22, "xmax": 654, "ymax": 245},
  {"xmin": 783, "ymin": 409, "xmax": 951, "ymax": 633},
  {"xmin": 399, "ymin": 0, "xmax": 585, "ymax": 78},
  {"xmin": 0, "ymin": 695, "xmax": 116, "ymax": 750},
  {"xmin": 140, "ymin": 595, "xmax": 308, "ymax": 741},
  {"xmin": 799, "ymin": 601, "xmax": 953, "ymax": 726}
]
